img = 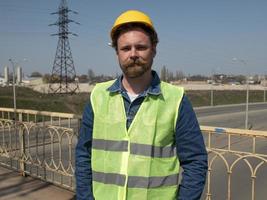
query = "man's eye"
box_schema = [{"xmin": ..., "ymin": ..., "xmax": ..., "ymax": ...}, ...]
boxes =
[
  {"xmin": 120, "ymin": 47, "xmax": 131, "ymax": 51},
  {"xmin": 136, "ymin": 45, "xmax": 148, "ymax": 51}
]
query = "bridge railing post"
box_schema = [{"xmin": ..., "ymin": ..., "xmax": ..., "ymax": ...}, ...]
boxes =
[{"xmin": 18, "ymin": 113, "xmax": 26, "ymax": 176}]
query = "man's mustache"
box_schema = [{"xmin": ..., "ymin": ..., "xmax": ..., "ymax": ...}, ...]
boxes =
[{"xmin": 124, "ymin": 59, "xmax": 146, "ymax": 68}]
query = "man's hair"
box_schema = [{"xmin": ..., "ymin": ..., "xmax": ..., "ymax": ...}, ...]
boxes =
[{"xmin": 112, "ymin": 23, "xmax": 158, "ymax": 51}]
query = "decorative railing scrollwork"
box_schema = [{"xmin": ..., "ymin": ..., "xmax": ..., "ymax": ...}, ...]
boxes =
[
  {"xmin": 201, "ymin": 126, "xmax": 267, "ymax": 200},
  {"xmin": 1, "ymin": 107, "xmax": 267, "ymax": 198}
]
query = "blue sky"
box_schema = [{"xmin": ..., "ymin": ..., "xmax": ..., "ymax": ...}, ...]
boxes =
[{"xmin": 1, "ymin": 0, "xmax": 267, "ymax": 76}]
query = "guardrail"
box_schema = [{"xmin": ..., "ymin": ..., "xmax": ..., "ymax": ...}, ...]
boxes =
[{"xmin": 0, "ymin": 107, "xmax": 267, "ymax": 199}]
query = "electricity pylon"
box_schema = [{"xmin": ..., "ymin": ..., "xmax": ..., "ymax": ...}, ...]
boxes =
[{"xmin": 49, "ymin": 0, "xmax": 80, "ymax": 94}]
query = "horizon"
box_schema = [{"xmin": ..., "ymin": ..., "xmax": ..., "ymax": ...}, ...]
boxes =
[{"xmin": 0, "ymin": 66, "xmax": 266, "ymax": 78}]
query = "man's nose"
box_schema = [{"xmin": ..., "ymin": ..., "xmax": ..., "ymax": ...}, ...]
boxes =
[{"xmin": 130, "ymin": 48, "xmax": 138, "ymax": 60}]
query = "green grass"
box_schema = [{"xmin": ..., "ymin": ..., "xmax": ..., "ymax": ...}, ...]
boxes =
[
  {"xmin": 0, "ymin": 86, "xmax": 89, "ymax": 114},
  {"xmin": 187, "ymin": 90, "xmax": 266, "ymax": 107},
  {"xmin": 0, "ymin": 87, "xmax": 266, "ymax": 115}
]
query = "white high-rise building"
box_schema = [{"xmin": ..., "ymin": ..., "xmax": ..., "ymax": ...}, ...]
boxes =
[
  {"xmin": 4, "ymin": 66, "xmax": 9, "ymax": 84},
  {"xmin": 17, "ymin": 66, "xmax": 22, "ymax": 84}
]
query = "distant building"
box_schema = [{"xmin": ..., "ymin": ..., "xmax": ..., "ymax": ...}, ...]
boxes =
[
  {"xmin": 4, "ymin": 66, "xmax": 9, "ymax": 84},
  {"xmin": 261, "ymin": 79, "xmax": 267, "ymax": 87},
  {"xmin": 213, "ymin": 74, "xmax": 227, "ymax": 84},
  {"xmin": 0, "ymin": 66, "xmax": 9, "ymax": 86},
  {"xmin": 17, "ymin": 66, "xmax": 22, "ymax": 84},
  {"xmin": 22, "ymin": 76, "xmax": 43, "ymax": 85},
  {"xmin": 0, "ymin": 77, "xmax": 5, "ymax": 86}
]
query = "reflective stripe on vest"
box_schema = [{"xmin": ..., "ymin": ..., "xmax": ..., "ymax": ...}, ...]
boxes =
[
  {"xmin": 90, "ymin": 80, "xmax": 184, "ymax": 200},
  {"xmin": 92, "ymin": 139, "xmax": 176, "ymax": 158},
  {"xmin": 92, "ymin": 170, "xmax": 179, "ymax": 188},
  {"xmin": 92, "ymin": 139, "xmax": 128, "ymax": 152}
]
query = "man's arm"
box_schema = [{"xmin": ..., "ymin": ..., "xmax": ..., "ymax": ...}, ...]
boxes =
[
  {"xmin": 75, "ymin": 102, "xmax": 94, "ymax": 200},
  {"xmin": 175, "ymin": 95, "xmax": 208, "ymax": 200}
]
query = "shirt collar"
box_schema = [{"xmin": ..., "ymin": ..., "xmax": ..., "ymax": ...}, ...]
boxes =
[{"xmin": 107, "ymin": 70, "xmax": 161, "ymax": 96}]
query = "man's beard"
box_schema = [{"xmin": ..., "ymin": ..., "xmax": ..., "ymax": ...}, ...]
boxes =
[{"xmin": 120, "ymin": 59, "xmax": 152, "ymax": 78}]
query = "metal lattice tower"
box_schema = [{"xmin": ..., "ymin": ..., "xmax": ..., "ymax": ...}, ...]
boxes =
[{"xmin": 49, "ymin": 0, "xmax": 79, "ymax": 94}]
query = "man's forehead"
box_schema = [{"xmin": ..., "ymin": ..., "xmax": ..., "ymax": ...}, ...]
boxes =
[{"xmin": 117, "ymin": 29, "xmax": 150, "ymax": 43}]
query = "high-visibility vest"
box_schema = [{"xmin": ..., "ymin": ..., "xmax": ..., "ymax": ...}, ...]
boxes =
[{"xmin": 90, "ymin": 80, "xmax": 184, "ymax": 200}]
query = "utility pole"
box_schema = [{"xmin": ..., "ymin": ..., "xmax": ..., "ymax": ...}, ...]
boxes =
[
  {"xmin": 264, "ymin": 74, "xmax": 266, "ymax": 102},
  {"xmin": 8, "ymin": 59, "xmax": 17, "ymax": 121},
  {"xmin": 232, "ymin": 58, "xmax": 249, "ymax": 129},
  {"xmin": 245, "ymin": 75, "xmax": 249, "ymax": 129},
  {"xmin": 49, "ymin": 0, "xmax": 80, "ymax": 94},
  {"xmin": 210, "ymin": 70, "xmax": 214, "ymax": 106}
]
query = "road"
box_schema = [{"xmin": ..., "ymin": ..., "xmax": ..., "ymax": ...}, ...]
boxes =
[
  {"xmin": 195, "ymin": 103, "xmax": 267, "ymax": 199},
  {"xmin": 196, "ymin": 102, "xmax": 267, "ymax": 130}
]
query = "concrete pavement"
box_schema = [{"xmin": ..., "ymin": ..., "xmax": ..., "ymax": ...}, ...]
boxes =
[{"xmin": 0, "ymin": 165, "xmax": 75, "ymax": 200}]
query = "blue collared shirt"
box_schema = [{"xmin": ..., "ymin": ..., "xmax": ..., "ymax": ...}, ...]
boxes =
[{"xmin": 75, "ymin": 71, "xmax": 207, "ymax": 200}]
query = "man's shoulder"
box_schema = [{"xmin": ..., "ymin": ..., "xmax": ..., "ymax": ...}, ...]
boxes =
[
  {"xmin": 95, "ymin": 79, "xmax": 116, "ymax": 87},
  {"xmin": 90, "ymin": 80, "xmax": 117, "ymax": 110},
  {"xmin": 92, "ymin": 80, "xmax": 116, "ymax": 92}
]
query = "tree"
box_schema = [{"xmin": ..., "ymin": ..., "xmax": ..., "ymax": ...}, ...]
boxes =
[
  {"xmin": 30, "ymin": 71, "xmax": 43, "ymax": 77},
  {"xmin": 42, "ymin": 74, "xmax": 51, "ymax": 83},
  {"xmin": 168, "ymin": 71, "xmax": 174, "ymax": 82},
  {"xmin": 79, "ymin": 74, "xmax": 89, "ymax": 83},
  {"xmin": 188, "ymin": 75, "xmax": 209, "ymax": 81},
  {"xmin": 175, "ymin": 70, "xmax": 185, "ymax": 80},
  {"xmin": 160, "ymin": 66, "xmax": 167, "ymax": 82},
  {"xmin": 88, "ymin": 69, "xmax": 95, "ymax": 83}
]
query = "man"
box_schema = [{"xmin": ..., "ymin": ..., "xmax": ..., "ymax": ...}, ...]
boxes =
[{"xmin": 76, "ymin": 10, "xmax": 207, "ymax": 200}]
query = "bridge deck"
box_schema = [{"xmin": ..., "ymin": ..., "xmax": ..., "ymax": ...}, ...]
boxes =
[{"xmin": 0, "ymin": 165, "xmax": 75, "ymax": 200}]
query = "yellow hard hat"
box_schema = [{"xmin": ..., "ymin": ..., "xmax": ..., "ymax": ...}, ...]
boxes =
[{"xmin": 110, "ymin": 10, "xmax": 156, "ymax": 41}]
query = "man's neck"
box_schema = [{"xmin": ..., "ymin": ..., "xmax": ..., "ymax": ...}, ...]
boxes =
[{"xmin": 122, "ymin": 70, "xmax": 152, "ymax": 95}]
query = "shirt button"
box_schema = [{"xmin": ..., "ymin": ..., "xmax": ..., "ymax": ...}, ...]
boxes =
[{"xmin": 129, "ymin": 111, "xmax": 135, "ymax": 116}]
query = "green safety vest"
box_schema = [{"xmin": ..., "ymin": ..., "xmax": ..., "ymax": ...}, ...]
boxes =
[{"xmin": 90, "ymin": 80, "xmax": 184, "ymax": 200}]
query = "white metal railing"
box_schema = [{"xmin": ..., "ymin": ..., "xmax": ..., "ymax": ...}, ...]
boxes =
[
  {"xmin": 0, "ymin": 107, "xmax": 81, "ymax": 190},
  {"xmin": 1, "ymin": 107, "xmax": 267, "ymax": 198},
  {"xmin": 0, "ymin": 107, "xmax": 81, "ymax": 129},
  {"xmin": 201, "ymin": 126, "xmax": 267, "ymax": 200}
]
